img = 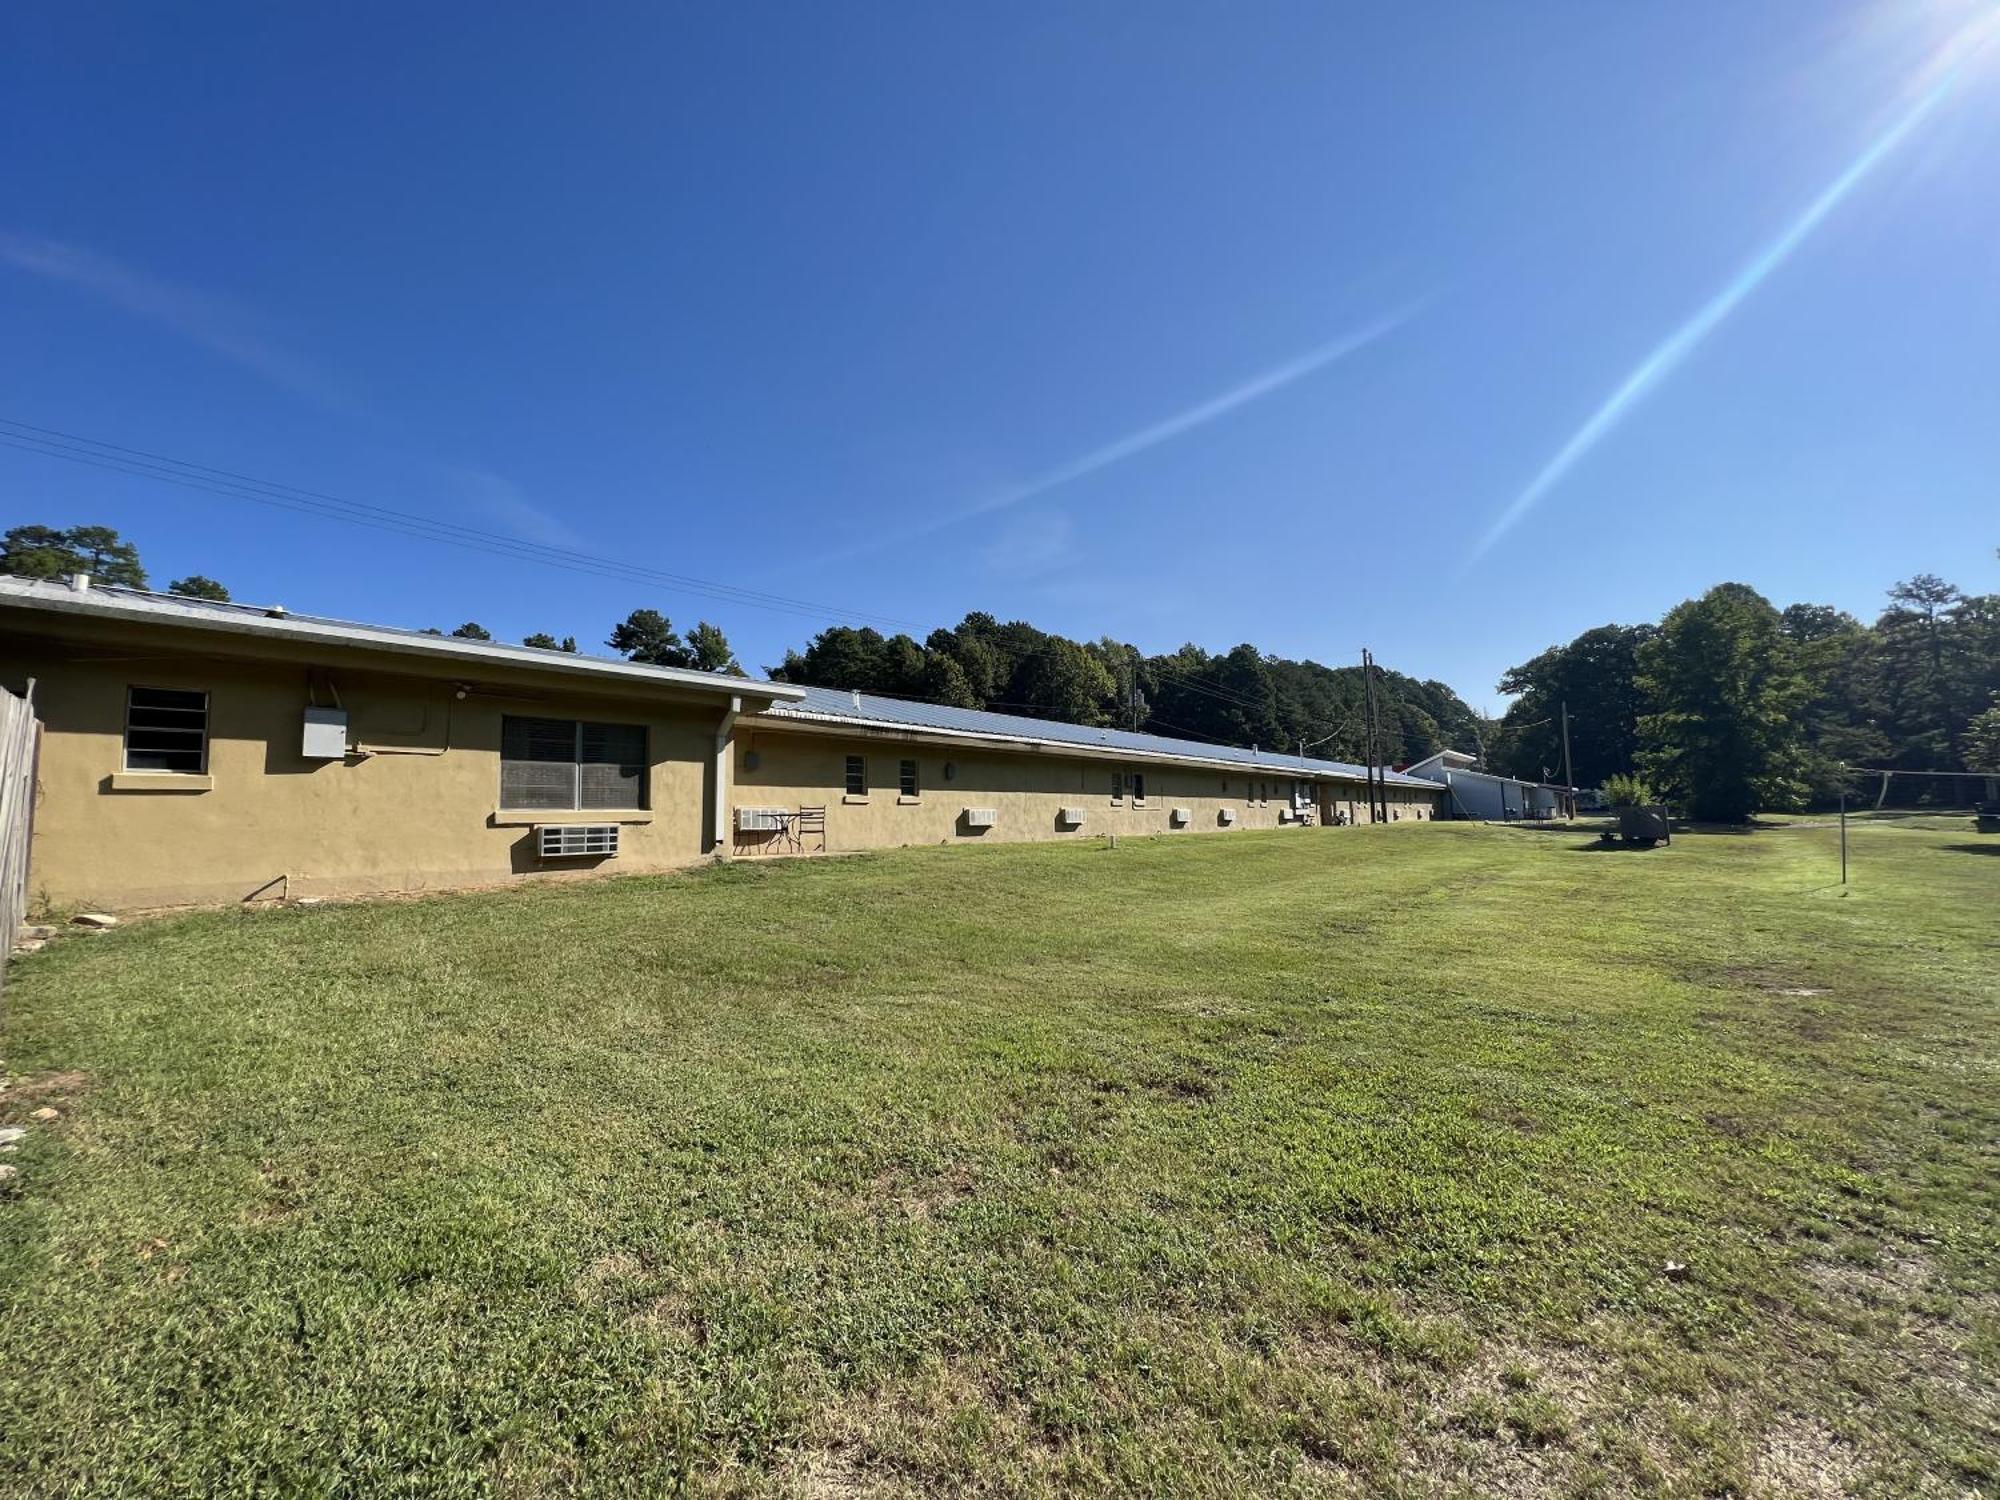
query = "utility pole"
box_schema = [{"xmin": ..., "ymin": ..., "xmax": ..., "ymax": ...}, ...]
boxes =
[
  {"xmin": 1840, "ymin": 787, "xmax": 1848, "ymax": 886},
  {"xmin": 1358, "ymin": 648, "xmax": 1376, "ymax": 823},
  {"xmin": 1559, "ymin": 700, "xmax": 1575, "ymax": 819},
  {"xmin": 1361, "ymin": 648, "xmax": 1387, "ymax": 824}
]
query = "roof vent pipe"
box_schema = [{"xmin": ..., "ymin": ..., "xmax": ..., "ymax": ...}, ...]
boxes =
[
  {"xmin": 69, "ymin": 572, "xmax": 91, "ymax": 592},
  {"xmin": 266, "ymin": 604, "xmax": 288, "ymax": 618},
  {"xmin": 851, "ymin": 688, "xmax": 861, "ymax": 709}
]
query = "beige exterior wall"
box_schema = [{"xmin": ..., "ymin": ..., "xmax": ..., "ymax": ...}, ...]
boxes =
[
  {"xmin": 3, "ymin": 614, "xmax": 1443, "ymax": 910},
  {"xmin": 1318, "ymin": 781, "xmax": 1438, "ymax": 828},
  {"xmin": 730, "ymin": 724, "xmax": 1439, "ymax": 854},
  {"xmin": 6, "ymin": 638, "xmax": 729, "ymax": 910}
]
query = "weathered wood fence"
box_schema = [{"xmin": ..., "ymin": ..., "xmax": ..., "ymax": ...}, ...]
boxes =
[{"xmin": 0, "ymin": 681, "xmax": 40, "ymax": 983}]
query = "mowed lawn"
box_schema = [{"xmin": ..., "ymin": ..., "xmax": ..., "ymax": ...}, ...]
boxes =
[{"xmin": 1, "ymin": 819, "xmax": 1995, "ymax": 1498}]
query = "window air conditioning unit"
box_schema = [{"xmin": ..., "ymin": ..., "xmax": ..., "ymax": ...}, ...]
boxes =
[
  {"xmin": 538, "ymin": 824, "xmax": 619, "ymax": 859},
  {"xmin": 1057, "ymin": 806, "xmax": 1086, "ymax": 827},
  {"xmin": 736, "ymin": 806, "xmax": 786, "ymax": 832},
  {"xmin": 962, "ymin": 807, "xmax": 998, "ymax": 829},
  {"xmin": 1219, "ymin": 808, "xmax": 1237, "ymax": 826},
  {"xmin": 1170, "ymin": 806, "xmax": 1191, "ymax": 826}
]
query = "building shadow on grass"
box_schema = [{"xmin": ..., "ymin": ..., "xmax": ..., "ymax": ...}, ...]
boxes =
[{"xmin": 1944, "ymin": 843, "xmax": 2000, "ymax": 858}]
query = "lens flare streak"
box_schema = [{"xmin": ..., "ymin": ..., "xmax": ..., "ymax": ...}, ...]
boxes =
[{"xmin": 1469, "ymin": 33, "xmax": 1990, "ymax": 561}]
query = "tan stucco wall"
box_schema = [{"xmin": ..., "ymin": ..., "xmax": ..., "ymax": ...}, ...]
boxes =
[
  {"xmin": 9, "ymin": 645, "xmax": 724, "ymax": 909},
  {"xmin": 3, "ymin": 616, "xmax": 1442, "ymax": 910},
  {"xmin": 730, "ymin": 726, "xmax": 1439, "ymax": 854}
]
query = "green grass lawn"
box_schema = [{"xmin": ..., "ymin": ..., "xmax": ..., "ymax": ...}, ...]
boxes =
[{"xmin": 1, "ymin": 817, "xmax": 1995, "ymax": 1498}]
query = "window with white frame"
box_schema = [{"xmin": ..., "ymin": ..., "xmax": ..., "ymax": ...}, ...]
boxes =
[
  {"xmin": 899, "ymin": 758, "xmax": 918, "ymax": 797},
  {"xmin": 124, "ymin": 686, "xmax": 209, "ymax": 773},
  {"xmin": 500, "ymin": 715, "xmax": 646, "ymax": 810}
]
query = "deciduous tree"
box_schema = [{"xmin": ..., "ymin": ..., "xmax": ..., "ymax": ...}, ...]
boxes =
[
  {"xmin": 167, "ymin": 575, "xmax": 230, "ymax": 601},
  {"xmin": 1636, "ymin": 584, "xmax": 1810, "ymax": 822}
]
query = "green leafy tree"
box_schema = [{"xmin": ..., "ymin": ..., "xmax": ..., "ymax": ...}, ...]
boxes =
[
  {"xmin": 1965, "ymin": 699, "xmax": 2000, "ymax": 776},
  {"xmin": 1091, "ymin": 638, "xmax": 1149, "ymax": 729},
  {"xmin": 1491, "ymin": 624, "xmax": 1655, "ymax": 786},
  {"xmin": 0, "ymin": 523, "xmax": 149, "ymax": 587},
  {"xmin": 450, "ymin": 622, "xmax": 493, "ymax": 641},
  {"xmin": 607, "ymin": 609, "xmax": 692, "ymax": 668},
  {"xmin": 1637, "ymin": 584, "xmax": 1810, "ymax": 822},
  {"xmin": 1008, "ymin": 638, "xmax": 1117, "ymax": 725},
  {"xmin": 685, "ymin": 621, "xmax": 742, "ymax": 675},
  {"xmin": 920, "ymin": 651, "xmax": 978, "ymax": 708},
  {"xmin": 167, "ymin": 575, "xmax": 230, "ymax": 602},
  {"xmin": 523, "ymin": 632, "xmax": 579, "ymax": 652},
  {"xmin": 772, "ymin": 625, "xmax": 888, "ymax": 690},
  {"xmin": 1601, "ymin": 773, "xmax": 1656, "ymax": 808}
]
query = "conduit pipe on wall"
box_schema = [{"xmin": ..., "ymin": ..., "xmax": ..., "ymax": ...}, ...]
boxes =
[
  {"xmin": 350, "ymin": 684, "xmax": 461, "ymax": 757},
  {"xmin": 712, "ymin": 695, "xmax": 741, "ymax": 854}
]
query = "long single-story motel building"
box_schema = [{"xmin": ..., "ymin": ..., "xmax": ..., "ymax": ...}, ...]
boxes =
[{"xmin": 0, "ymin": 575, "xmax": 1444, "ymax": 910}]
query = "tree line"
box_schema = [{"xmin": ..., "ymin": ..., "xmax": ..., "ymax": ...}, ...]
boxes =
[
  {"xmin": 19, "ymin": 521, "xmax": 1987, "ymax": 817},
  {"xmin": 768, "ymin": 613, "xmax": 1485, "ymax": 767},
  {"xmin": 1486, "ymin": 566, "xmax": 2000, "ymax": 820},
  {"xmin": 0, "ymin": 524, "xmax": 743, "ymax": 675}
]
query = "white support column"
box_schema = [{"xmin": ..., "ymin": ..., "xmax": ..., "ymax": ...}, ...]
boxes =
[{"xmin": 712, "ymin": 695, "xmax": 741, "ymax": 855}]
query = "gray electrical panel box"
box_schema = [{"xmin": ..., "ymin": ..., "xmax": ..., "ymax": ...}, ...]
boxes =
[{"xmin": 303, "ymin": 706, "xmax": 348, "ymax": 760}]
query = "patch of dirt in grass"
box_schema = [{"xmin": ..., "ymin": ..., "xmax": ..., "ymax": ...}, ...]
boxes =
[
  {"xmin": 850, "ymin": 1165, "xmax": 975, "ymax": 1222},
  {"xmin": 799, "ymin": 1360, "xmax": 1041, "ymax": 1494},
  {"xmin": 1408, "ymin": 1339, "xmax": 1620, "ymax": 1495},
  {"xmin": 1804, "ymin": 1247, "xmax": 1995, "ymax": 1411},
  {"xmin": 574, "ymin": 1251, "xmax": 644, "ymax": 1297},
  {"xmin": 780, "ymin": 1449, "xmax": 889, "ymax": 1499},
  {"xmin": 246, "ymin": 1160, "xmax": 316, "ymax": 1224},
  {"xmin": 1746, "ymin": 1413, "xmax": 1862, "ymax": 1499},
  {"xmin": 1715, "ymin": 964, "xmax": 1830, "ymax": 997},
  {"xmin": 627, "ymin": 1289, "xmax": 709, "ymax": 1346},
  {"xmin": 1, "ymin": 1067, "xmax": 90, "ymax": 1114}
]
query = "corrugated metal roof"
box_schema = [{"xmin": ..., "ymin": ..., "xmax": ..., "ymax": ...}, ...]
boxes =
[
  {"xmin": 3, "ymin": 577, "xmax": 1443, "ymax": 788},
  {"xmin": 0, "ymin": 576, "xmax": 800, "ymax": 701},
  {"xmin": 762, "ymin": 684, "xmax": 1439, "ymax": 787}
]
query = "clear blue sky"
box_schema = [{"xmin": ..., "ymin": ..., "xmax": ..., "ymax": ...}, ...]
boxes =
[{"xmin": 5, "ymin": 3, "xmax": 1997, "ymax": 710}]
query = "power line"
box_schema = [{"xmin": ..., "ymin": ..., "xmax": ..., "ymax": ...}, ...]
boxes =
[{"xmin": 0, "ymin": 418, "xmax": 920, "ymax": 631}]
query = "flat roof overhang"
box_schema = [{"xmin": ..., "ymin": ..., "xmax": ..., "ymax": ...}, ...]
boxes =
[
  {"xmin": 743, "ymin": 708, "xmax": 1438, "ymax": 789},
  {"xmin": 0, "ymin": 583, "xmax": 802, "ymax": 712}
]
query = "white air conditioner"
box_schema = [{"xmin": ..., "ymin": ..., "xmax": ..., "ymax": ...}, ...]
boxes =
[
  {"xmin": 962, "ymin": 807, "xmax": 998, "ymax": 829},
  {"xmin": 1219, "ymin": 808, "xmax": 1237, "ymax": 826},
  {"xmin": 1057, "ymin": 806, "xmax": 1086, "ymax": 827},
  {"xmin": 735, "ymin": 806, "xmax": 786, "ymax": 832},
  {"xmin": 538, "ymin": 824, "xmax": 619, "ymax": 859},
  {"xmin": 1170, "ymin": 806, "xmax": 1191, "ymax": 826}
]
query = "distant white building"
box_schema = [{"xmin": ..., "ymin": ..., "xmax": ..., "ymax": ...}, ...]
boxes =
[{"xmin": 1402, "ymin": 749, "xmax": 1570, "ymax": 822}]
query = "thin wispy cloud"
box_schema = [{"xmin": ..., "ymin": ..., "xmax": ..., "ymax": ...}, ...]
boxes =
[
  {"xmin": 0, "ymin": 232, "xmax": 344, "ymax": 405},
  {"xmin": 982, "ymin": 510, "xmax": 1077, "ymax": 580},
  {"xmin": 1469, "ymin": 23, "xmax": 1995, "ymax": 561},
  {"xmin": 835, "ymin": 300, "xmax": 1428, "ymax": 562},
  {"xmin": 445, "ymin": 466, "xmax": 587, "ymax": 551}
]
